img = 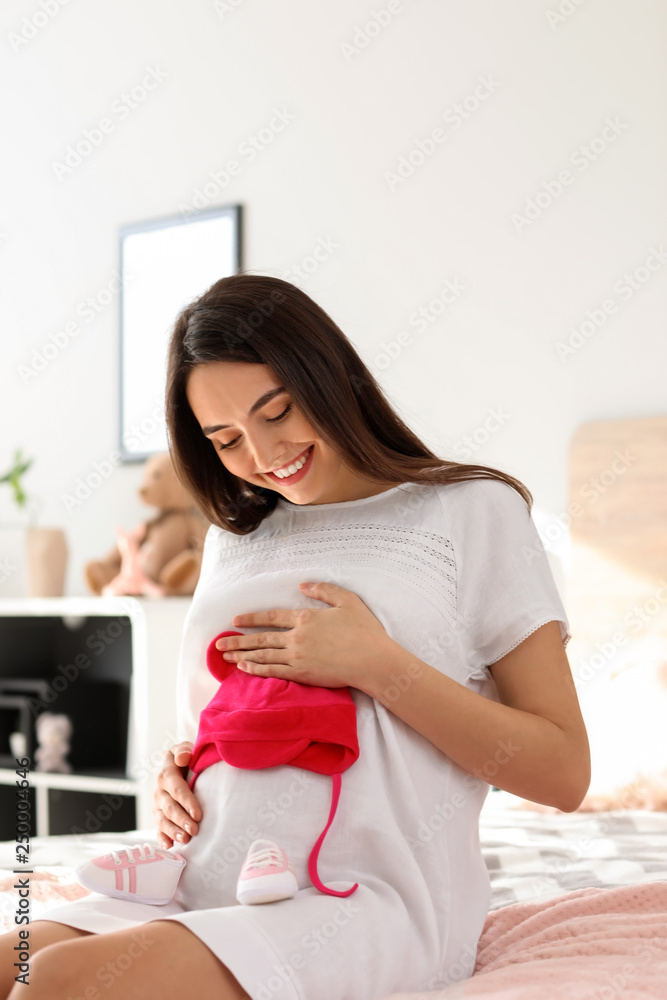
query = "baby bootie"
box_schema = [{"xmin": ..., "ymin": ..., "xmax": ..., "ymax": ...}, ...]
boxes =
[
  {"xmin": 236, "ymin": 839, "xmax": 298, "ymax": 905},
  {"xmin": 74, "ymin": 843, "xmax": 186, "ymax": 905}
]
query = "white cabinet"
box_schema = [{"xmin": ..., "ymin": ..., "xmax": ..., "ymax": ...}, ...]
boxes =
[{"xmin": 0, "ymin": 596, "xmax": 190, "ymax": 837}]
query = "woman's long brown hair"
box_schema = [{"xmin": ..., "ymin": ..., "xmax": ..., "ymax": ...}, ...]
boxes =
[{"xmin": 165, "ymin": 274, "xmax": 532, "ymax": 533}]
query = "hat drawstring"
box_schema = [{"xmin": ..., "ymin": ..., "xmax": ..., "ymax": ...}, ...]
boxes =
[{"xmin": 307, "ymin": 773, "xmax": 358, "ymax": 897}]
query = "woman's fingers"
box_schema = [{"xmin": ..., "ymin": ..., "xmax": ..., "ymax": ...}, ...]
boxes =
[
  {"xmin": 172, "ymin": 741, "xmax": 194, "ymax": 766},
  {"xmin": 153, "ymin": 743, "xmax": 202, "ymax": 849},
  {"xmin": 167, "ymin": 744, "xmax": 202, "ymax": 820},
  {"xmin": 153, "ymin": 784, "xmax": 198, "ymax": 848}
]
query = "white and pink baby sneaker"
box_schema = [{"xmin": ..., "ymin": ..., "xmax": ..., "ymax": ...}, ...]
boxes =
[
  {"xmin": 236, "ymin": 839, "xmax": 298, "ymax": 905},
  {"xmin": 74, "ymin": 843, "xmax": 186, "ymax": 905}
]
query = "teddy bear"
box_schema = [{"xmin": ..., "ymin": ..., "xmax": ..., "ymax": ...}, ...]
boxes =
[
  {"xmin": 84, "ymin": 452, "xmax": 210, "ymax": 598},
  {"xmin": 100, "ymin": 523, "xmax": 171, "ymax": 598},
  {"xmin": 35, "ymin": 712, "xmax": 73, "ymax": 774}
]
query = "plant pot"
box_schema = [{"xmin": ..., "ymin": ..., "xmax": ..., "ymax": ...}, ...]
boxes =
[{"xmin": 25, "ymin": 526, "xmax": 68, "ymax": 597}]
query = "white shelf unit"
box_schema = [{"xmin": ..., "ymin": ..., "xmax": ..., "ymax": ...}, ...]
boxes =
[
  {"xmin": 0, "ymin": 596, "xmax": 192, "ymax": 837},
  {"xmin": 0, "ymin": 768, "xmax": 139, "ymax": 838}
]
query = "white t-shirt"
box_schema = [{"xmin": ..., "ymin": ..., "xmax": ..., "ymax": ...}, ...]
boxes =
[{"xmin": 43, "ymin": 478, "xmax": 570, "ymax": 1000}]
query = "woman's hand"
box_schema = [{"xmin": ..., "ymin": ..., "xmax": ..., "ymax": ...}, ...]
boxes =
[
  {"xmin": 153, "ymin": 741, "xmax": 203, "ymax": 850},
  {"xmin": 214, "ymin": 581, "xmax": 398, "ymax": 693}
]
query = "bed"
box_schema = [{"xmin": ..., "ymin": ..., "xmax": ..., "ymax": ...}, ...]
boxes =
[
  {"xmin": 1, "ymin": 790, "xmax": 666, "ymax": 997},
  {"xmin": 3, "ymin": 415, "xmax": 667, "ymax": 997}
]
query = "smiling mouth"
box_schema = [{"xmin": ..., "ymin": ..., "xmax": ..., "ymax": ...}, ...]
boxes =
[{"xmin": 267, "ymin": 446, "xmax": 312, "ymax": 479}]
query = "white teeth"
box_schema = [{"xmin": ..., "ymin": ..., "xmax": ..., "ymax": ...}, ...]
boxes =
[{"xmin": 273, "ymin": 448, "xmax": 310, "ymax": 478}]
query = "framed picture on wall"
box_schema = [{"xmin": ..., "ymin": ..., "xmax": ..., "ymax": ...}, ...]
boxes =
[{"xmin": 118, "ymin": 203, "xmax": 242, "ymax": 462}]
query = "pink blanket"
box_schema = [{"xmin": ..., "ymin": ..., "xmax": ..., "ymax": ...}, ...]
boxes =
[{"xmin": 387, "ymin": 881, "xmax": 667, "ymax": 999}]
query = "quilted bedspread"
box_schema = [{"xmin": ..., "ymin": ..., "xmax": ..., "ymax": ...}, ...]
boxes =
[
  {"xmin": 386, "ymin": 881, "xmax": 667, "ymax": 999},
  {"xmin": 1, "ymin": 793, "xmax": 666, "ymax": 998}
]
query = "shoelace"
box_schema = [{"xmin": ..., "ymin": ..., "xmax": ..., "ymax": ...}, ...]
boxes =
[
  {"xmin": 244, "ymin": 846, "xmax": 283, "ymax": 871},
  {"xmin": 110, "ymin": 843, "xmax": 157, "ymax": 865}
]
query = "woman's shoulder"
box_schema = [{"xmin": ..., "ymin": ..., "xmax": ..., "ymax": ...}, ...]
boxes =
[
  {"xmin": 431, "ymin": 476, "xmax": 530, "ymax": 516},
  {"xmin": 361, "ymin": 478, "xmax": 530, "ymax": 545},
  {"xmin": 423, "ymin": 478, "xmax": 533, "ymax": 552}
]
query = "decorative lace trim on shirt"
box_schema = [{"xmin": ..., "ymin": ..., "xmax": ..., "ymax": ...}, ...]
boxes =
[
  {"xmin": 215, "ymin": 523, "xmax": 457, "ymax": 625},
  {"xmin": 484, "ymin": 617, "xmax": 572, "ymax": 668}
]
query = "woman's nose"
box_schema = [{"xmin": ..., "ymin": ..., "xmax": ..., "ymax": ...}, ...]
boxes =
[{"xmin": 246, "ymin": 434, "xmax": 281, "ymax": 474}]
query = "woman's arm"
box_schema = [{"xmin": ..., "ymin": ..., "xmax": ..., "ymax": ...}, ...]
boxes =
[
  {"xmin": 365, "ymin": 620, "xmax": 591, "ymax": 812},
  {"xmin": 219, "ymin": 578, "xmax": 590, "ymax": 812}
]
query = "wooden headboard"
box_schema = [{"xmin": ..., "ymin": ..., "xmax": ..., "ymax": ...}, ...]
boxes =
[{"xmin": 567, "ymin": 415, "xmax": 667, "ymax": 659}]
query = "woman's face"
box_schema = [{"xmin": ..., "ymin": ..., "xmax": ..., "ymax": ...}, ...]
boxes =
[{"xmin": 186, "ymin": 361, "xmax": 383, "ymax": 505}]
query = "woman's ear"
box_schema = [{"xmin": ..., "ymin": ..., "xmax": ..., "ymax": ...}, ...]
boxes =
[{"xmin": 206, "ymin": 630, "xmax": 245, "ymax": 681}]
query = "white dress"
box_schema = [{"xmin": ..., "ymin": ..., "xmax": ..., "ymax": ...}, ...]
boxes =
[{"xmin": 42, "ymin": 479, "xmax": 570, "ymax": 1000}]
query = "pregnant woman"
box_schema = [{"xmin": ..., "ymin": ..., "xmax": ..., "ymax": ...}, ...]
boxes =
[{"xmin": 0, "ymin": 274, "xmax": 590, "ymax": 1000}]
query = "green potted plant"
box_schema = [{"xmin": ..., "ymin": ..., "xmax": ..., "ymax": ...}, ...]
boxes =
[
  {"xmin": 0, "ymin": 448, "xmax": 68, "ymax": 597},
  {"xmin": 0, "ymin": 449, "xmax": 33, "ymax": 510}
]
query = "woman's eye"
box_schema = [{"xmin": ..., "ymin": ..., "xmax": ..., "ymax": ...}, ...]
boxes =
[
  {"xmin": 217, "ymin": 438, "xmax": 239, "ymax": 452},
  {"xmin": 267, "ymin": 403, "xmax": 292, "ymax": 423},
  {"xmin": 216, "ymin": 404, "xmax": 292, "ymax": 452}
]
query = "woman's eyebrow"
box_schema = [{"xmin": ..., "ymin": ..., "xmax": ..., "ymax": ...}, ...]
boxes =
[{"xmin": 202, "ymin": 387, "xmax": 287, "ymax": 436}]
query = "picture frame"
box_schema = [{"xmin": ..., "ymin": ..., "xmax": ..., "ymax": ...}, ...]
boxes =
[{"xmin": 118, "ymin": 203, "xmax": 242, "ymax": 462}]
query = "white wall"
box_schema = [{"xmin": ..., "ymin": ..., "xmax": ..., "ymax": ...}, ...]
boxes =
[{"xmin": 1, "ymin": 0, "xmax": 665, "ymax": 597}]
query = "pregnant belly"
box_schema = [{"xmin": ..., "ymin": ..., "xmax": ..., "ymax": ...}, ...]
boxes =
[{"xmin": 174, "ymin": 761, "xmax": 332, "ymax": 910}]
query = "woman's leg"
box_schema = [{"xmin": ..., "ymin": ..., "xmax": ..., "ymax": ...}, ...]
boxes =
[
  {"xmin": 0, "ymin": 921, "xmax": 90, "ymax": 999},
  {"xmin": 7, "ymin": 919, "xmax": 249, "ymax": 1000}
]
